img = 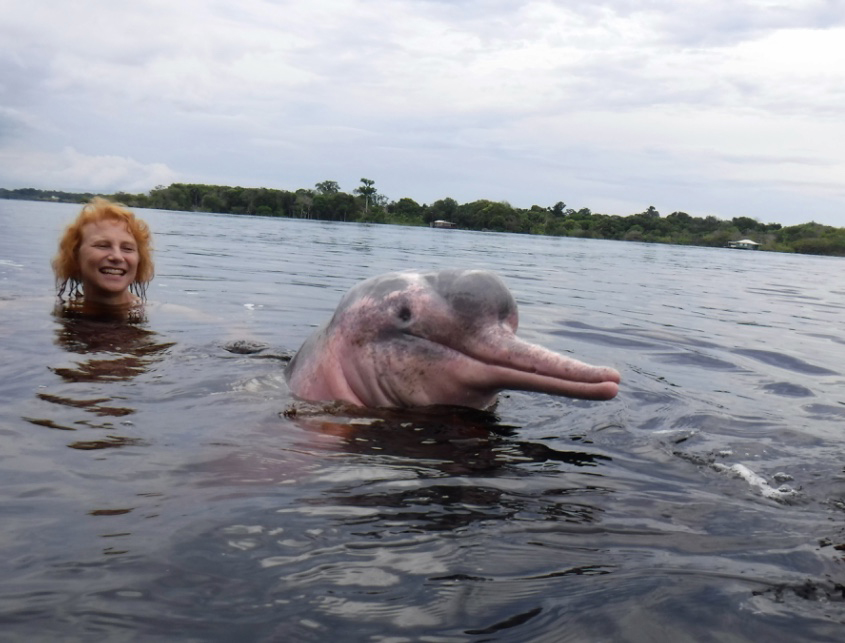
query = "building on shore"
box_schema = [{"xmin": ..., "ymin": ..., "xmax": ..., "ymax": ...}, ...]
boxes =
[{"xmin": 727, "ymin": 239, "xmax": 760, "ymax": 250}]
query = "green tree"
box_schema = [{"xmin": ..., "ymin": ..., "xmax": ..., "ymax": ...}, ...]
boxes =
[
  {"xmin": 315, "ymin": 180, "xmax": 340, "ymax": 195},
  {"xmin": 201, "ymin": 193, "xmax": 223, "ymax": 213},
  {"xmin": 313, "ymin": 191, "xmax": 357, "ymax": 221},
  {"xmin": 732, "ymin": 216, "xmax": 761, "ymax": 235},
  {"xmin": 426, "ymin": 197, "xmax": 458, "ymax": 225},
  {"xmin": 294, "ymin": 190, "xmax": 314, "ymax": 218},
  {"xmin": 354, "ymin": 178, "xmax": 377, "ymax": 213},
  {"xmin": 624, "ymin": 225, "xmax": 644, "ymax": 241},
  {"xmin": 666, "ymin": 211, "xmax": 692, "ymax": 229},
  {"xmin": 388, "ymin": 197, "xmax": 424, "ymax": 225}
]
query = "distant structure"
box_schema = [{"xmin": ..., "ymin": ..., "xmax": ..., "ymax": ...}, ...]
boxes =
[
  {"xmin": 430, "ymin": 220, "xmax": 456, "ymax": 229},
  {"xmin": 727, "ymin": 239, "xmax": 760, "ymax": 250}
]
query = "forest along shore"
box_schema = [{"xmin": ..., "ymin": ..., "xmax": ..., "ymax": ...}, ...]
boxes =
[{"xmin": 3, "ymin": 184, "xmax": 844, "ymax": 256}]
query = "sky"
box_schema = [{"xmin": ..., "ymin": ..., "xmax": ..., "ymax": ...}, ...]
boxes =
[{"xmin": 1, "ymin": 0, "xmax": 844, "ymax": 227}]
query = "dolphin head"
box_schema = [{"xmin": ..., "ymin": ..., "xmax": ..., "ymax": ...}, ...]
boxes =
[{"xmin": 286, "ymin": 269, "xmax": 620, "ymax": 409}]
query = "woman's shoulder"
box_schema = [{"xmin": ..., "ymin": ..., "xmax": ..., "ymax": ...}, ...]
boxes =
[{"xmin": 144, "ymin": 300, "xmax": 218, "ymax": 322}]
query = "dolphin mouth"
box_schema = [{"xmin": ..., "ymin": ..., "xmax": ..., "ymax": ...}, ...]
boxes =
[
  {"xmin": 468, "ymin": 361, "xmax": 620, "ymax": 401},
  {"xmin": 411, "ymin": 328, "xmax": 621, "ymax": 402}
]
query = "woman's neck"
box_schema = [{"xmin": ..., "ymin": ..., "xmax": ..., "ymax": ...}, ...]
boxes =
[{"xmin": 60, "ymin": 296, "xmax": 144, "ymax": 322}]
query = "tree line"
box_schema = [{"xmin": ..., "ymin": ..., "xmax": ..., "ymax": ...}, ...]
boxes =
[{"xmin": 3, "ymin": 181, "xmax": 844, "ymax": 256}]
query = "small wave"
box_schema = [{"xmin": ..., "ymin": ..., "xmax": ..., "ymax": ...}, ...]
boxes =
[
  {"xmin": 712, "ymin": 463, "xmax": 801, "ymax": 503},
  {"xmin": 802, "ymin": 403, "xmax": 845, "ymax": 419},
  {"xmin": 732, "ymin": 349, "xmax": 838, "ymax": 376},
  {"xmin": 551, "ymin": 329, "xmax": 658, "ymax": 349},
  {"xmin": 654, "ymin": 351, "xmax": 739, "ymax": 371},
  {"xmin": 760, "ymin": 382, "xmax": 815, "ymax": 398}
]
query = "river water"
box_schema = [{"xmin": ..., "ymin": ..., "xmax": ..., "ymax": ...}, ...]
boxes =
[{"xmin": 1, "ymin": 199, "xmax": 844, "ymax": 641}]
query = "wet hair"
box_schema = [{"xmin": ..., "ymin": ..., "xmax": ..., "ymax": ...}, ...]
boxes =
[{"xmin": 53, "ymin": 197, "xmax": 154, "ymax": 301}]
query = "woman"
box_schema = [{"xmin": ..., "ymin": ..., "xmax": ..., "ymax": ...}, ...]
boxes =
[{"xmin": 53, "ymin": 198, "xmax": 154, "ymax": 318}]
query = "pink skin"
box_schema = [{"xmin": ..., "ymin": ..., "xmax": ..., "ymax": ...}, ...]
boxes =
[
  {"xmin": 286, "ymin": 270, "xmax": 620, "ymax": 410},
  {"xmin": 77, "ymin": 220, "xmax": 139, "ymax": 305}
]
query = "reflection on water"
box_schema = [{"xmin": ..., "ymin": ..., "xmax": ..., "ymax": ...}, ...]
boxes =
[
  {"xmin": 51, "ymin": 310, "xmax": 173, "ymax": 385},
  {"xmin": 1, "ymin": 201, "xmax": 845, "ymax": 641},
  {"xmin": 157, "ymin": 406, "xmax": 622, "ymax": 641},
  {"xmin": 285, "ymin": 404, "xmax": 612, "ymax": 475},
  {"xmin": 24, "ymin": 308, "xmax": 174, "ymax": 448}
]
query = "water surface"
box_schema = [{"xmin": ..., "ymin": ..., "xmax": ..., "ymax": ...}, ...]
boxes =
[{"xmin": 1, "ymin": 200, "xmax": 844, "ymax": 641}]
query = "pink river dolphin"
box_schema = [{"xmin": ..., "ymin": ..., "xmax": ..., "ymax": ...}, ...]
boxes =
[{"xmin": 285, "ymin": 269, "xmax": 620, "ymax": 410}]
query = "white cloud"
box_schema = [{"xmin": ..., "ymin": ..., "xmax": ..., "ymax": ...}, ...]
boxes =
[
  {"xmin": 0, "ymin": 0, "xmax": 844, "ymax": 225},
  {"xmin": 0, "ymin": 146, "xmax": 177, "ymax": 193}
]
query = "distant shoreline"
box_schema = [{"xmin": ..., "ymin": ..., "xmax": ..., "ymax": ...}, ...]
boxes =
[{"xmin": 3, "ymin": 185, "xmax": 844, "ymax": 257}]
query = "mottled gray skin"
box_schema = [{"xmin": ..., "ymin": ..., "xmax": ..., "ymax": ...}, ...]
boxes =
[{"xmin": 285, "ymin": 269, "xmax": 620, "ymax": 409}]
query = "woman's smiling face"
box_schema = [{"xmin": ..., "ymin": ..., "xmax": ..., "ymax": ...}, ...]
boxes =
[{"xmin": 77, "ymin": 219, "xmax": 139, "ymax": 304}]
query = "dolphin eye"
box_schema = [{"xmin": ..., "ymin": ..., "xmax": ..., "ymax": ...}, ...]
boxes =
[{"xmin": 397, "ymin": 305, "xmax": 412, "ymax": 323}]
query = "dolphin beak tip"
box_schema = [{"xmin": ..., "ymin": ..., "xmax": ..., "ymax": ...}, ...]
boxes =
[
  {"xmin": 594, "ymin": 369, "xmax": 620, "ymax": 400},
  {"xmin": 605, "ymin": 381, "xmax": 620, "ymax": 399}
]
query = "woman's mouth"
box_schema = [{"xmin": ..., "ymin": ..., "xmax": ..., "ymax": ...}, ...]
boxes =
[{"xmin": 100, "ymin": 267, "xmax": 126, "ymax": 276}]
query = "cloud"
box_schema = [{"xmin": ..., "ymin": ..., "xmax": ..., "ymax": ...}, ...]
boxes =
[
  {"xmin": 0, "ymin": 0, "xmax": 843, "ymax": 225},
  {"xmin": 0, "ymin": 146, "xmax": 177, "ymax": 193}
]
